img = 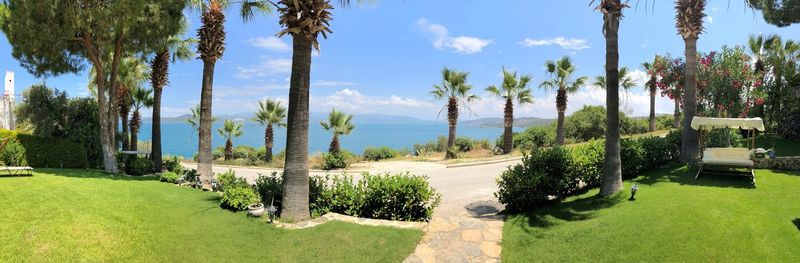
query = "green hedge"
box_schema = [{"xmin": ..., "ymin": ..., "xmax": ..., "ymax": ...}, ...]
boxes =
[
  {"xmin": 496, "ymin": 133, "xmax": 681, "ymax": 212},
  {"xmin": 0, "ymin": 130, "xmax": 88, "ymax": 168}
]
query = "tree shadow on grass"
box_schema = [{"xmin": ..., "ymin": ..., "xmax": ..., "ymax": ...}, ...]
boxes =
[
  {"xmin": 635, "ymin": 163, "xmax": 755, "ymax": 189},
  {"xmin": 793, "ymin": 219, "xmax": 800, "ymax": 232},
  {"xmin": 514, "ymin": 193, "xmax": 625, "ymax": 232}
]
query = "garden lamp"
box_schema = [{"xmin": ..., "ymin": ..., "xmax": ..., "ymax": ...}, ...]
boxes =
[
  {"xmin": 630, "ymin": 183, "xmax": 639, "ymax": 201},
  {"xmin": 267, "ymin": 197, "xmax": 278, "ymax": 223}
]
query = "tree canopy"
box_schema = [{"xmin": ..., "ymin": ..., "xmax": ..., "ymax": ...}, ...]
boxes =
[{"xmin": 750, "ymin": 0, "xmax": 800, "ymax": 27}]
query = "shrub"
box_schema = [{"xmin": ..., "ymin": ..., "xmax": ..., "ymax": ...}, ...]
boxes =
[
  {"xmin": 254, "ymin": 172, "xmax": 331, "ymax": 218},
  {"xmin": 0, "ymin": 139, "xmax": 28, "ymax": 166},
  {"xmin": 511, "ymin": 126, "xmax": 555, "ymax": 150},
  {"xmin": 412, "ymin": 136, "xmax": 448, "ymax": 155},
  {"xmin": 184, "ymin": 169, "xmax": 199, "ymax": 183},
  {"xmin": 620, "ymin": 138, "xmax": 645, "ymax": 179},
  {"xmin": 495, "ymin": 147, "xmax": 579, "ymax": 212},
  {"xmin": 159, "ymin": 172, "xmax": 179, "ymax": 183},
  {"xmin": 639, "ymin": 136, "xmax": 673, "ymax": 170},
  {"xmin": 706, "ymin": 129, "xmax": 745, "ymax": 148},
  {"xmin": 126, "ymin": 157, "xmax": 153, "ymax": 176},
  {"xmin": 0, "ymin": 130, "xmax": 88, "ymax": 168},
  {"xmin": 360, "ymin": 172, "xmax": 442, "ymax": 221},
  {"xmin": 321, "ymin": 151, "xmax": 348, "ymax": 170},
  {"xmin": 455, "ymin": 137, "xmax": 474, "ymax": 152},
  {"xmin": 363, "ymin": 146, "xmax": 398, "ymax": 161},
  {"xmin": 218, "ymin": 170, "xmax": 259, "ymax": 211},
  {"xmin": 162, "ymin": 156, "xmax": 183, "ymax": 174},
  {"xmin": 665, "ymin": 129, "xmax": 682, "ymax": 158},
  {"xmin": 570, "ymin": 140, "xmax": 604, "ymax": 188},
  {"xmin": 232, "ymin": 145, "xmax": 258, "ymax": 161}
]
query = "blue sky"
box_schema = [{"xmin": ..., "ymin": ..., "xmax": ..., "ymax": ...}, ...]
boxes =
[{"xmin": 1, "ymin": 0, "xmax": 799, "ymax": 120}]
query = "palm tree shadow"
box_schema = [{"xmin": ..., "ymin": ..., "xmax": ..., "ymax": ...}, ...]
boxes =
[
  {"xmin": 514, "ymin": 193, "xmax": 625, "ymax": 233},
  {"xmin": 635, "ymin": 164, "xmax": 755, "ymax": 189},
  {"xmin": 34, "ymin": 168, "xmax": 159, "ymax": 182},
  {"xmin": 793, "ymin": 219, "xmax": 800, "ymax": 232}
]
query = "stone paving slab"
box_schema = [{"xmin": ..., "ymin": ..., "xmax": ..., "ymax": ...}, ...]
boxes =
[{"xmin": 403, "ymin": 200, "xmax": 505, "ymax": 263}]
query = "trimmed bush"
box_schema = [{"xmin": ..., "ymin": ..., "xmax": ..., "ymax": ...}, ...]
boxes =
[
  {"xmin": 620, "ymin": 138, "xmax": 645, "ymax": 179},
  {"xmin": 639, "ymin": 136, "xmax": 674, "ymax": 170},
  {"xmin": 321, "ymin": 151, "xmax": 348, "ymax": 170},
  {"xmin": 160, "ymin": 172, "xmax": 179, "ymax": 183},
  {"xmin": 0, "ymin": 139, "xmax": 28, "ymax": 166},
  {"xmin": 0, "ymin": 130, "xmax": 88, "ymax": 168},
  {"xmin": 570, "ymin": 140, "xmax": 604, "ymax": 188},
  {"xmin": 126, "ymin": 157, "xmax": 153, "ymax": 176},
  {"xmin": 363, "ymin": 146, "xmax": 399, "ymax": 161},
  {"xmin": 495, "ymin": 147, "xmax": 580, "ymax": 212},
  {"xmin": 510, "ymin": 126, "xmax": 556, "ymax": 150},
  {"xmin": 255, "ymin": 172, "xmax": 441, "ymax": 222},
  {"xmin": 219, "ymin": 170, "xmax": 259, "ymax": 211},
  {"xmin": 162, "ymin": 156, "xmax": 183, "ymax": 174}
]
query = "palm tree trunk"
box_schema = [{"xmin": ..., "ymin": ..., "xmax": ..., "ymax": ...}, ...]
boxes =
[
  {"xmin": 503, "ymin": 98, "xmax": 514, "ymax": 154},
  {"xmin": 198, "ymin": 60, "xmax": 216, "ymax": 190},
  {"xmin": 446, "ymin": 97, "xmax": 458, "ymax": 159},
  {"xmin": 265, "ymin": 124, "xmax": 273, "ymax": 162},
  {"xmin": 121, "ymin": 109, "xmax": 130, "ymax": 151},
  {"xmin": 282, "ymin": 34, "xmax": 312, "ymax": 221},
  {"xmin": 682, "ymin": 38, "xmax": 700, "ymax": 163},
  {"xmin": 130, "ymin": 110, "xmax": 140, "ymax": 151},
  {"xmin": 649, "ymin": 87, "xmax": 656, "ymax": 132},
  {"xmin": 329, "ymin": 134, "xmax": 340, "ymax": 154},
  {"xmin": 555, "ymin": 88, "xmax": 567, "ymax": 145},
  {"xmin": 600, "ymin": 1, "xmax": 624, "ymax": 197},
  {"xmin": 224, "ymin": 138, "xmax": 233, "ymax": 160},
  {"xmin": 673, "ymin": 98, "xmax": 681, "ymax": 128},
  {"xmin": 152, "ymin": 86, "xmax": 163, "ymax": 171}
]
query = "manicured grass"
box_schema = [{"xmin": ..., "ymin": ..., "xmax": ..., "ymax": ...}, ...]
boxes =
[
  {"xmin": 0, "ymin": 169, "xmax": 422, "ymax": 262},
  {"xmin": 502, "ymin": 165, "xmax": 800, "ymax": 262},
  {"xmin": 756, "ymin": 134, "xmax": 800, "ymax": 156}
]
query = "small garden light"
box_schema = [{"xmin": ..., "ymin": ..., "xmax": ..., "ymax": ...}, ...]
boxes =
[
  {"xmin": 630, "ymin": 183, "xmax": 639, "ymax": 201},
  {"xmin": 267, "ymin": 197, "xmax": 278, "ymax": 223}
]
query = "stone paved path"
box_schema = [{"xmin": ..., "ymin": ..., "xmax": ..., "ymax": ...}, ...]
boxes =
[{"xmin": 404, "ymin": 200, "xmax": 505, "ymax": 263}]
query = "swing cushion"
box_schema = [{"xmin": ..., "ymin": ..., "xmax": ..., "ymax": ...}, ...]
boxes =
[{"xmin": 702, "ymin": 148, "xmax": 753, "ymax": 167}]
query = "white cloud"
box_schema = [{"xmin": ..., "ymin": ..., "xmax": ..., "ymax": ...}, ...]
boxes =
[
  {"xmin": 215, "ymin": 83, "xmax": 289, "ymax": 98},
  {"xmin": 248, "ymin": 36, "xmax": 290, "ymax": 52},
  {"xmin": 235, "ymin": 58, "xmax": 292, "ymax": 79},
  {"xmin": 520, "ymin": 37, "xmax": 590, "ymax": 50},
  {"xmin": 628, "ymin": 69, "xmax": 648, "ymax": 88},
  {"xmin": 416, "ymin": 18, "xmax": 493, "ymax": 54}
]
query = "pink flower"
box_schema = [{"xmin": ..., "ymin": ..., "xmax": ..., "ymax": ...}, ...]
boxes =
[{"xmin": 755, "ymin": 98, "xmax": 765, "ymax": 106}]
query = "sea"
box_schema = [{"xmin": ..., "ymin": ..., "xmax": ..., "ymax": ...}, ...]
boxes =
[{"xmin": 137, "ymin": 120, "xmax": 518, "ymax": 158}]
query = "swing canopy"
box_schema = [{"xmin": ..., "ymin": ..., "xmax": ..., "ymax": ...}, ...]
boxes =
[{"xmin": 690, "ymin": 117, "xmax": 765, "ymax": 132}]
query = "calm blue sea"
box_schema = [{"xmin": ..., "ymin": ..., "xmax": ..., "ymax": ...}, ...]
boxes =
[{"xmin": 137, "ymin": 121, "xmax": 517, "ymax": 158}]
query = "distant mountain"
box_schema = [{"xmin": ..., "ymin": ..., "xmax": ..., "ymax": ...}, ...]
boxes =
[{"xmin": 461, "ymin": 117, "xmax": 554, "ymax": 128}]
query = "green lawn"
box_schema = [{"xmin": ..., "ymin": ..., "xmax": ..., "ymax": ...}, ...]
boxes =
[
  {"xmin": 756, "ymin": 134, "xmax": 800, "ymax": 156},
  {"xmin": 502, "ymin": 166, "xmax": 800, "ymax": 262},
  {"xmin": 0, "ymin": 169, "xmax": 422, "ymax": 262}
]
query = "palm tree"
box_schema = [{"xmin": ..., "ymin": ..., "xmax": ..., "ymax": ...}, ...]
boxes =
[
  {"xmin": 320, "ymin": 109, "xmax": 355, "ymax": 154},
  {"xmin": 540, "ymin": 56, "xmax": 589, "ymax": 145},
  {"xmin": 253, "ymin": 98, "xmax": 287, "ymax": 162},
  {"xmin": 191, "ymin": 0, "xmax": 267, "ymax": 190},
  {"xmin": 151, "ymin": 30, "xmax": 195, "ymax": 172},
  {"xmin": 675, "ymin": 0, "xmax": 706, "ymax": 163},
  {"xmin": 187, "ymin": 104, "xmax": 202, "ymax": 132},
  {"xmin": 642, "ymin": 56, "xmax": 664, "ymax": 132},
  {"xmin": 486, "ymin": 67, "xmax": 534, "ymax": 154},
  {"xmin": 593, "ymin": 66, "xmax": 636, "ymax": 90},
  {"xmin": 431, "ymin": 68, "xmax": 479, "ymax": 159},
  {"xmin": 129, "ymin": 86, "xmax": 154, "ymax": 151},
  {"xmin": 217, "ymin": 119, "xmax": 244, "ymax": 161},
  {"xmin": 593, "ymin": 0, "xmax": 628, "ymax": 197}
]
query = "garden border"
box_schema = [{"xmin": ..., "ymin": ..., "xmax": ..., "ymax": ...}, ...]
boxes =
[{"xmin": 273, "ymin": 212, "xmax": 428, "ymax": 230}]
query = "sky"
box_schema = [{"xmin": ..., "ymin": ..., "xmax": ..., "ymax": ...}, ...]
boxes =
[{"xmin": 1, "ymin": 0, "xmax": 799, "ymax": 121}]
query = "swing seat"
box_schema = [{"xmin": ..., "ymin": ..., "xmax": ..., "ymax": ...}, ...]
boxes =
[{"xmin": 701, "ymin": 148, "xmax": 753, "ymax": 167}]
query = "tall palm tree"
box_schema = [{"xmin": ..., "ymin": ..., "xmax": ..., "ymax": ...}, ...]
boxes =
[
  {"xmin": 129, "ymin": 86, "xmax": 154, "ymax": 151},
  {"xmin": 486, "ymin": 67, "xmax": 534, "ymax": 154},
  {"xmin": 675, "ymin": 0, "xmax": 706, "ymax": 163},
  {"xmin": 151, "ymin": 29, "xmax": 196, "ymax": 171},
  {"xmin": 187, "ymin": 104, "xmax": 202, "ymax": 132},
  {"xmin": 593, "ymin": 66, "xmax": 636, "ymax": 90},
  {"xmin": 431, "ymin": 68, "xmax": 479, "ymax": 159},
  {"xmin": 642, "ymin": 55, "xmax": 664, "ymax": 132},
  {"xmin": 218, "ymin": 119, "xmax": 244, "ymax": 161},
  {"xmin": 320, "ymin": 109, "xmax": 355, "ymax": 154},
  {"xmin": 191, "ymin": 0, "xmax": 267, "ymax": 190},
  {"xmin": 540, "ymin": 56, "xmax": 589, "ymax": 145},
  {"xmin": 253, "ymin": 98, "xmax": 287, "ymax": 162},
  {"xmin": 594, "ymin": 0, "xmax": 628, "ymax": 197}
]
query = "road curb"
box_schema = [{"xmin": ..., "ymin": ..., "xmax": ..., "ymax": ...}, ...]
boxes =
[{"xmin": 445, "ymin": 157, "xmax": 523, "ymax": 168}]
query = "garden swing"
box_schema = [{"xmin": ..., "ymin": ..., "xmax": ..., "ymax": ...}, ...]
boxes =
[{"xmin": 690, "ymin": 117, "xmax": 764, "ymax": 186}]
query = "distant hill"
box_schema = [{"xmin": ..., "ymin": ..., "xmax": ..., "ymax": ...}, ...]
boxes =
[{"xmin": 461, "ymin": 117, "xmax": 554, "ymax": 128}]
